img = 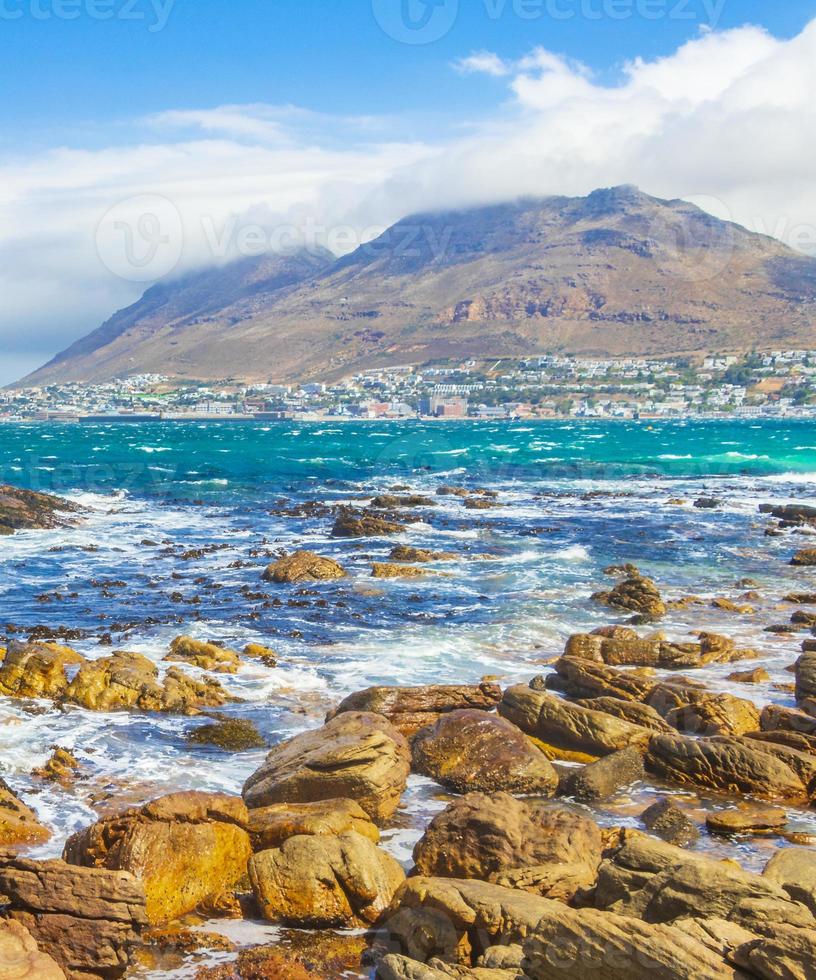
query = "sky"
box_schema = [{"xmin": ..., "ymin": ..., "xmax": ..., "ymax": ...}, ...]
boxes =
[{"xmin": 1, "ymin": 0, "xmax": 815, "ymax": 383}]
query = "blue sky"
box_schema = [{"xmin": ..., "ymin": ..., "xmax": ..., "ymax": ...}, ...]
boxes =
[{"xmin": 1, "ymin": 0, "xmax": 816, "ymax": 382}]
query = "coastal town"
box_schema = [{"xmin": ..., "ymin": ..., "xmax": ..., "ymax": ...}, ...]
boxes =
[{"xmin": 3, "ymin": 349, "xmax": 816, "ymax": 423}]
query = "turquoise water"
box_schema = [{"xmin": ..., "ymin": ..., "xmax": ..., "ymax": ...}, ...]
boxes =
[{"xmin": 1, "ymin": 419, "xmax": 815, "ymax": 973}]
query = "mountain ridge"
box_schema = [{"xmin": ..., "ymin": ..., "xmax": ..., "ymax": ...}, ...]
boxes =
[{"xmin": 19, "ymin": 187, "xmax": 816, "ymax": 386}]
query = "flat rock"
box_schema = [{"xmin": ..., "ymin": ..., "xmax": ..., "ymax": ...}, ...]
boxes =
[
  {"xmin": 63, "ymin": 791, "xmax": 251, "ymax": 926},
  {"xmin": 707, "ymin": 805, "xmax": 788, "ymax": 836},
  {"xmin": 411, "ymin": 710, "xmax": 558, "ymax": 796},
  {"xmin": 164, "ymin": 636, "xmax": 240, "ymax": 673},
  {"xmin": 242, "ymin": 711, "xmax": 410, "ymax": 824},
  {"xmin": 332, "ymin": 509, "xmax": 406, "ymax": 538}
]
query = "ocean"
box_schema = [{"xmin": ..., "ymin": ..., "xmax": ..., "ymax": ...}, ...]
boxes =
[{"xmin": 1, "ymin": 417, "xmax": 816, "ymax": 975}]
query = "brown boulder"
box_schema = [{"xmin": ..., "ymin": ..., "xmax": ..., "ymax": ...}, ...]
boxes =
[
  {"xmin": 0, "ymin": 485, "xmax": 77, "ymax": 535},
  {"xmin": 0, "ymin": 920, "xmax": 65, "ymax": 979},
  {"xmin": 763, "ymin": 847, "xmax": 816, "ymax": 915},
  {"xmin": 732, "ymin": 925, "xmax": 816, "ymax": 980},
  {"xmin": 0, "ymin": 642, "xmax": 84, "ymax": 699},
  {"xmin": 65, "ymin": 652, "xmax": 232, "ymax": 714},
  {"xmin": 552, "ymin": 656, "xmax": 655, "ymax": 702},
  {"xmin": 641, "ymin": 799, "xmax": 699, "ymax": 846},
  {"xmin": 0, "ymin": 853, "xmax": 147, "ymax": 979},
  {"xmin": 574, "ymin": 697, "xmax": 674, "ymax": 733},
  {"xmin": 499, "ymin": 686, "xmax": 651, "ymax": 758},
  {"xmin": 646, "ymin": 683, "xmax": 761, "ymax": 736},
  {"xmin": 389, "ymin": 546, "xmax": 457, "ymax": 563},
  {"xmin": 791, "ymin": 549, "xmax": 816, "ymax": 566},
  {"xmin": 330, "ymin": 683, "xmax": 502, "ymax": 737},
  {"xmin": 645, "ymin": 734, "xmax": 811, "ymax": 803},
  {"xmin": 248, "ymin": 799, "xmax": 379, "ymax": 851},
  {"xmin": 249, "ymin": 831, "xmax": 404, "ymax": 927},
  {"xmin": 242, "ymin": 711, "xmax": 410, "ymax": 824},
  {"xmin": 262, "ymin": 550, "xmax": 346, "ymax": 583},
  {"xmin": 0, "ymin": 780, "xmax": 50, "ymax": 849},
  {"xmin": 413, "ymin": 793, "xmax": 602, "ymax": 902},
  {"xmin": 164, "ymin": 636, "xmax": 240, "ymax": 673},
  {"xmin": 558, "ymin": 747, "xmax": 646, "ymax": 803},
  {"xmin": 707, "ymin": 805, "xmax": 788, "ymax": 836},
  {"xmin": 372, "ymin": 563, "xmax": 429, "ymax": 579},
  {"xmin": 332, "ymin": 509, "xmax": 406, "ymax": 538},
  {"xmin": 592, "ymin": 574, "xmax": 666, "ymax": 619},
  {"xmin": 63, "ymin": 791, "xmax": 251, "ymax": 926},
  {"xmin": 795, "ymin": 651, "xmax": 816, "ymax": 703},
  {"xmin": 411, "ymin": 710, "xmax": 558, "ymax": 796}
]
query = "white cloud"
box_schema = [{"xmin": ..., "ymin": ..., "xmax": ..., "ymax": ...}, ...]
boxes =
[{"xmin": 2, "ymin": 19, "xmax": 816, "ymax": 383}]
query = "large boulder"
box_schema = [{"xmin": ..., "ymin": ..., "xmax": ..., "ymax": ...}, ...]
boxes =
[
  {"xmin": 499, "ymin": 686, "xmax": 651, "ymax": 759},
  {"xmin": 262, "ymin": 551, "xmax": 346, "ymax": 583},
  {"xmin": 646, "ymin": 683, "xmax": 761, "ymax": 737},
  {"xmin": 795, "ymin": 651, "xmax": 816, "ymax": 704},
  {"xmin": 591, "ymin": 574, "xmax": 666, "ymax": 619},
  {"xmin": 0, "ymin": 779, "xmax": 50, "ymax": 848},
  {"xmin": 411, "ymin": 711, "xmax": 558, "ymax": 796},
  {"xmin": 764, "ymin": 848, "xmax": 816, "ymax": 916},
  {"xmin": 0, "ymin": 485, "xmax": 77, "ymax": 535},
  {"xmin": 0, "ymin": 642, "xmax": 84, "ymax": 699},
  {"xmin": 249, "ymin": 831, "xmax": 404, "ymax": 927},
  {"xmin": 65, "ymin": 652, "xmax": 232, "ymax": 714},
  {"xmin": 163, "ymin": 636, "xmax": 240, "ymax": 673},
  {"xmin": 242, "ymin": 711, "xmax": 410, "ymax": 824},
  {"xmin": 574, "ymin": 697, "xmax": 674, "ymax": 733},
  {"xmin": 594, "ymin": 831, "xmax": 815, "ymax": 936},
  {"xmin": 248, "ymin": 799, "xmax": 379, "ymax": 851},
  {"xmin": 645, "ymin": 734, "xmax": 811, "ymax": 803},
  {"xmin": 732, "ymin": 925, "xmax": 816, "ymax": 980},
  {"xmin": 413, "ymin": 793, "xmax": 603, "ymax": 902},
  {"xmin": 0, "ymin": 854, "xmax": 147, "ymax": 979},
  {"xmin": 0, "ymin": 920, "xmax": 65, "ymax": 979},
  {"xmin": 329, "ymin": 683, "xmax": 502, "ymax": 737},
  {"xmin": 63, "ymin": 791, "xmax": 251, "ymax": 925},
  {"xmin": 551, "ymin": 657, "xmax": 655, "ymax": 702}
]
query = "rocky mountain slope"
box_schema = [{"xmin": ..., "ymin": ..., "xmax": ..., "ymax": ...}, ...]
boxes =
[{"xmin": 20, "ymin": 186, "xmax": 816, "ymax": 384}]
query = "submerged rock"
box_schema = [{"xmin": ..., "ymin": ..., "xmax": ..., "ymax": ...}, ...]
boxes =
[
  {"xmin": 63, "ymin": 791, "xmax": 251, "ymax": 926},
  {"xmin": 242, "ymin": 711, "xmax": 410, "ymax": 824},
  {"xmin": 411, "ymin": 710, "xmax": 558, "ymax": 796},
  {"xmin": 0, "ymin": 853, "xmax": 147, "ymax": 979},
  {"xmin": 164, "ymin": 636, "xmax": 240, "ymax": 673},
  {"xmin": 249, "ymin": 831, "xmax": 404, "ymax": 927},
  {"xmin": 262, "ymin": 550, "xmax": 346, "ymax": 583},
  {"xmin": 187, "ymin": 717, "xmax": 267, "ymax": 751},
  {"xmin": 413, "ymin": 792, "xmax": 602, "ymax": 902}
]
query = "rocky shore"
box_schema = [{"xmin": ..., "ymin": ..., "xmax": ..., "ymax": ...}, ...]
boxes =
[{"xmin": 1, "ymin": 484, "xmax": 816, "ymax": 978}]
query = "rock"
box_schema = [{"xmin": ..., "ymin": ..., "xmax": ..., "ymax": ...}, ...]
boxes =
[
  {"xmin": 0, "ymin": 920, "xmax": 66, "ymax": 979},
  {"xmin": 331, "ymin": 509, "xmax": 405, "ymax": 538},
  {"xmin": 592, "ymin": 575, "xmax": 666, "ymax": 619},
  {"xmin": 645, "ymin": 734, "xmax": 811, "ymax": 803},
  {"xmin": 731, "ymin": 925, "xmax": 816, "ymax": 980},
  {"xmin": 65, "ymin": 652, "xmax": 233, "ymax": 713},
  {"xmin": 187, "ymin": 717, "xmax": 267, "ymax": 751},
  {"xmin": 499, "ymin": 686, "xmax": 651, "ymax": 758},
  {"xmin": 795, "ymin": 651, "xmax": 816, "ymax": 703},
  {"xmin": 164, "ymin": 636, "xmax": 240, "ymax": 673},
  {"xmin": 0, "ymin": 641, "xmax": 84, "ymax": 699},
  {"xmin": 372, "ymin": 563, "xmax": 429, "ymax": 579},
  {"xmin": 372, "ymin": 495, "xmax": 435, "ymax": 509},
  {"xmin": 377, "ymin": 954, "xmax": 517, "ymax": 979},
  {"xmin": 712, "ymin": 598, "xmax": 755, "ymax": 614},
  {"xmin": 566, "ymin": 633, "xmax": 702, "ymax": 669},
  {"xmin": 63, "ymin": 791, "xmax": 251, "ymax": 926},
  {"xmin": 694, "ymin": 497, "xmax": 722, "ymax": 509},
  {"xmin": 242, "ymin": 642, "xmax": 277, "ymax": 666},
  {"xmin": 792, "ymin": 610, "xmax": 816, "ymax": 627},
  {"xmin": 559, "ymin": 747, "xmax": 645, "ymax": 803},
  {"xmin": 552, "ymin": 656, "xmax": 655, "ymax": 702},
  {"xmin": 727, "ymin": 667, "xmax": 770, "ymax": 684},
  {"xmin": 791, "ymin": 549, "xmax": 816, "ymax": 566},
  {"xmin": 641, "ymin": 799, "xmax": 699, "ymax": 846},
  {"xmin": 0, "ymin": 485, "xmax": 77, "ymax": 535},
  {"xmin": 262, "ymin": 551, "xmax": 346, "ymax": 583},
  {"xmin": 32, "ymin": 747, "xmax": 81, "ymax": 786},
  {"xmin": 594, "ymin": 830, "xmax": 815, "ymax": 935},
  {"xmin": 412, "ymin": 793, "xmax": 603, "ymax": 902},
  {"xmin": 770, "ymin": 504, "xmax": 816, "ymax": 522},
  {"xmin": 706, "ymin": 805, "xmax": 788, "ymax": 836},
  {"xmin": 785, "ymin": 593, "xmax": 816, "ymax": 605},
  {"xmin": 411, "ymin": 710, "xmax": 558, "ymax": 796},
  {"xmin": 764, "ymin": 848, "xmax": 816, "ymax": 915},
  {"xmin": 761, "ymin": 703, "xmax": 816, "ymax": 737},
  {"xmin": 249, "ymin": 831, "xmax": 404, "ymax": 927},
  {"xmin": 647, "ymin": 684, "xmax": 761, "ymax": 737},
  {"xmin": 0, "ymin": 853, "xmax": 147, "ymax": 979},
  {"xmin": 522, "ymin": 905, "xmax": 744, "ymax": 980},
  {"xmin": 0, "ymin": 779, "xmax": 50, "ymax": 848},
  {"xmin": 389, "ymin": 546, "xmax": 456, "ymax": 563},
  {"xmin": 329, "ymin": 683, "xmax": 502, "ymax": 737},
  {"xmin": 463, "ymin": 498, "xmax": 500, "ymax": 510},
  {"xmin": 574, "ymin": 698, "xmax": 674, "ymax": 733},
  {"xmin": 242, "ymin": 711, "xmax": 410, "ymax": 824},
  {"xmin": 248, "ymin": 799, "xmax": 379, "ymax": 851}
]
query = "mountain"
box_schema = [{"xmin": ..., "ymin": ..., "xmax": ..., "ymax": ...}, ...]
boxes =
[{"xmin": 20, "ymin": 187, "xmax": 816, "ymax": 385}]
